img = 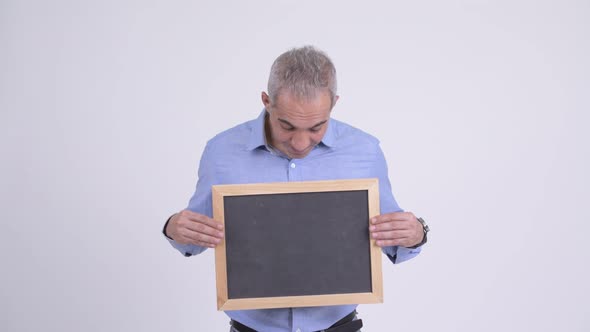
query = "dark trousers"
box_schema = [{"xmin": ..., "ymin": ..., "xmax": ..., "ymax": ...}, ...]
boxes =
[{"xmin": 229, "ymin": 310, "xmax": 362, "ymax": 332}]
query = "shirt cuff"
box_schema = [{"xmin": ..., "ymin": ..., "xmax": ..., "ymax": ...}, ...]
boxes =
[
  {"xmin": 383, "ymin": 245, "xmax": 422, "ymax": 264},
  {"xmin": 162, "ymin": 214, "xmax": 174, "ymax": 240}
]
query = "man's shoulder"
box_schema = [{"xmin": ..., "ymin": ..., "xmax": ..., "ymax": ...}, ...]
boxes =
[
  {"xmin": 205, "ymin": 117, "xmax": 257, "ymax": 149},
  {"xmin": 330, "ymin": 118, "xmax": 380, "ymax": 147}
]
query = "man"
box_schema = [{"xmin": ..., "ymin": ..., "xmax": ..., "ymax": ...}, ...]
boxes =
[{"xmin": 163, "ymin": 46, "xmax": 428, "ymax": 332}]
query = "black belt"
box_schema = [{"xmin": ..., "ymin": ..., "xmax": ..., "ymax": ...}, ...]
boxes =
[{"xmin": 230, "ymin": 310, "xmax": 363, "ymax": 332}]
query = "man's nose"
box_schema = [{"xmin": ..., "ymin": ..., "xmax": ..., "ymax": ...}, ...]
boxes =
[{"xmin": 291, "ymin": 132, "xmax": 310, "ymax": 152}]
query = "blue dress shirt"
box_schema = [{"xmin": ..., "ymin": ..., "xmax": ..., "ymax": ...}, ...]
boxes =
[{"xmin": 166, "ymin": 110, "xmax": 421, "ymax": 332}]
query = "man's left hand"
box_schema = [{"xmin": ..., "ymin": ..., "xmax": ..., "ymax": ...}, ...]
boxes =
[{"xmin": 369, "ymin": 212, "xmax": 423, "ymax": 248}]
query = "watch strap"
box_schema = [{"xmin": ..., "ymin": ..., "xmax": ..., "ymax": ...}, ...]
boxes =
[{"xmin": 407, "ymin": 217, "xmax": 428, "ymax": 249}]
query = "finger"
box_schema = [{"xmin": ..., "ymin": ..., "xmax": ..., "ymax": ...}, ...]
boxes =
[
  {"xmin": 179, "ymin": 228, "xmax": 223, "ymax": 248},
  {"xmin": 189, "ymin": 215, "xmax": 224, "ymax": 231},
  {"xmin": 371, "ymin": 212, "xmax": 414, "ymax": 224},
  {"xmin": 371, "ymin": 230, "xmax": 412, "ymax": 241},
  {"xmin": 374, "ymin": 239, "xmax": 406, "ymax": 247},
  {"xmin": 179, "ymin": 210, "xmax": 224, "ymax": 230},
  {"xmin": 369, "ymin": 221, "xmax": 409, "ymax": 232},
  {"xmin": 374, "ymin": 238, "xmax": 417, "ymax": 247},
  {"xmin": 183, "ymin": 221, "xmax": 225, "ymax": 239}
]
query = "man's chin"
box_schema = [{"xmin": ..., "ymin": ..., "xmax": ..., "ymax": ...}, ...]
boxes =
[{"xmin": 288, "ymin": 151, "xmax": 310, "ymax": 159}]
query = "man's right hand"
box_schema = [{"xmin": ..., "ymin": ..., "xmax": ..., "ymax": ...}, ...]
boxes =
[{"xmin": 165, "ymin": 210, "xmax": 225, "ymax": 248}]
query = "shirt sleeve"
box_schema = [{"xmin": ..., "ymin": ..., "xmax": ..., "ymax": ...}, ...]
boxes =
[
  {"xmin": 372, "ymin": 143, "xmax": 422, "ymax": 264},
  {"xmin": 165, "ymin": 143, "xmax": 216, "ymax": 257}
]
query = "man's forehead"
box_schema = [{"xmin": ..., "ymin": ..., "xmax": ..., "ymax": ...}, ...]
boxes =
[
  {"xmin": 274, "ymin": 89, "xmax": 332, "ymax": 107},
  {"xmin": 277, "ymin": 117, "xmax": 327, "ymax": 128}
]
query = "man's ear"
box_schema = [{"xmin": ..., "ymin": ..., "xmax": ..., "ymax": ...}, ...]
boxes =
[
  {"xmin": 261, "ymin": 92, "xmax": 271, "ymax": 109},
  {"xmin": 331, "ymin": 95, "xmax": 340, "ymax": 110}
]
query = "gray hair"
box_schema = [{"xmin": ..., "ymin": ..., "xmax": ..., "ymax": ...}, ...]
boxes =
[{"xmin": 267, "ymin": 46, "xmax": 337, "ymax": 105}]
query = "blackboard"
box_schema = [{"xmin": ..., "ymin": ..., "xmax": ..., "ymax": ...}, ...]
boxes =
[{"xmin": 212, "ymin": 179, "xmax": 382, "ymax": 310}]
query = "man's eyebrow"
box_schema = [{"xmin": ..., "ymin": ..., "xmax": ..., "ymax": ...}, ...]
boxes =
[
  {"xmin": 278, "ymin": 118, "xmax": 327, "ymax": 129},
  {"xmin": 311, "ymin": 120, "xmax": 327, "ymax": 129},
  {"xmin": 278, "ymin": 118, "xmax": 295, "ymax": 128}
]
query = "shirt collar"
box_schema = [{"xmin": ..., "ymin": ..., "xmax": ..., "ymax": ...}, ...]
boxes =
[
  {"xmin": 320, "ymin": 116, "xmax": 336, "ymax": 148},
  {"xmin": 246, "ymin": 110, "xmax": 270, "ymax": 151},
  {"xmin": 246, "ymin": 109, "xmax": 336, "ymax": 151}
]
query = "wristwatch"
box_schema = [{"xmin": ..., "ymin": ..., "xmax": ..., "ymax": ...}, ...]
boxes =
[{"xmin": 408, "ymin": 217, "xmax": 429, "ymax": 249}]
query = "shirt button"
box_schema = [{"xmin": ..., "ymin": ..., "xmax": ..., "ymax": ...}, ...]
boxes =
[
  {"xmin": 290, "ymin": 163, "xmax": 296, "ymax": 169},
  {"xmin": 296, "ymin": 329, "xmax": 301, "ymax": 332}
]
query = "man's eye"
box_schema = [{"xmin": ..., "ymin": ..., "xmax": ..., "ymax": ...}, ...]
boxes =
[
  {"xmin": 310, "ymin": 127, "xmax": 321, "ymax": 132},
  {"xmin": 282, "ymin": 126, "xmax": 295, "ymax": 131}
]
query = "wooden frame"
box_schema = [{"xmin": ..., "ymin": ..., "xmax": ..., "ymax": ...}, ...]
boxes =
[{"xmin": 212, "ymin": 178, "xmax": 382, "ymax": 311}]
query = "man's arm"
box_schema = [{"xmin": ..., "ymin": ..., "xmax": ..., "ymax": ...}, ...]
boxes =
[
  {"xmin": 369, "ymin": 143, "xmax": 425, "ymax": 264},
  {"xmin": 164, "ymin": 142, "xmax": 224, "ymax": 256}
]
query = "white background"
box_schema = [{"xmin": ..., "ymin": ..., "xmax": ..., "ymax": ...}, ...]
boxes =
[{"xmin": 1, "ymin": 1, "xmax": 589, "ymax": 331}]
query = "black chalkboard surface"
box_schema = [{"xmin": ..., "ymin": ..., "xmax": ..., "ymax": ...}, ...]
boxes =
[{"xmin": 212, "ymin": 179, "xmax": 383, "ymax": 310}]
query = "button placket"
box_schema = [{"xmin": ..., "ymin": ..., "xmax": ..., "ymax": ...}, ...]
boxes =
[{"xmin": 287, "ymin": 160, "xmax": 300, "ymax": 181}]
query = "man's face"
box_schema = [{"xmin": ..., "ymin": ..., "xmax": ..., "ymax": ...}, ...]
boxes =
[{"xmin": 262, "ymin": 90, "xmax": 336, "ymax": 159}]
